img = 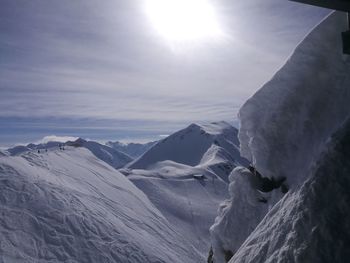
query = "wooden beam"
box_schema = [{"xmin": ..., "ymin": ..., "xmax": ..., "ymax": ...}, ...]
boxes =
[{"xmin": 290, "ymin": 0, "xmax": 350, "ymax": 12}]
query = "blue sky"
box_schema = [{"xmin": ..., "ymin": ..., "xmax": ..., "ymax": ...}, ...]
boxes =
[{"xmin": 0, "ymin": 0, "xmax": 328, "ymax": 146}]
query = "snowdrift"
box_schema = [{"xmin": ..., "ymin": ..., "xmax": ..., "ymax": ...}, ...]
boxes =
[
  {"xmin": 0, "ymin": 148, "xmax": 201, "ymax": 262},
  {"xmin": 230, "ymin": 117, "xmax": 350, "ymax": 263},
  {"xmin": 239, "ymin": 12, "xmax": 350, "ymax": 187},
  {"xmin": 210, "ymin": 12, "xmax": 350, "ymax": 263}
]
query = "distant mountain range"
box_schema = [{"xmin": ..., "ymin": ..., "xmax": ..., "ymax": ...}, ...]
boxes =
[
  {"xmin": 0, "ymin": 121, "xmax": 248, "ymax": 261},
  {"xmin": 105, "ymin": 140, "xmax": 157, "ymax": 159}
]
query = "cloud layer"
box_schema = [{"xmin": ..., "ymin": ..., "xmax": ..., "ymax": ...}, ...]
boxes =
[{"xmin": 0, "ymin": 0, "xmax": 329, "ymax": 145}]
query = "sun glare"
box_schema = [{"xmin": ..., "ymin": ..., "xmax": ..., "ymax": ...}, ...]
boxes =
[{"xmin": 145, "ymin": 0, "xmax": 224, "ymax": 43}]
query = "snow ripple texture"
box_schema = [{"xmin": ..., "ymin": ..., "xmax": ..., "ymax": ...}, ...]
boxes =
[{"xmin": 0, "ymin": 148, "xmax": 201, "ymax": 262}]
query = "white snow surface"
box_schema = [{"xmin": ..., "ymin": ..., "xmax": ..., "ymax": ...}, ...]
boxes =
[
  {"xmin": 7, "ymin": 138, "xmax": 132, "ymax": 169},
  {"xmin": 0, "ymin": 147, "xmax": 202, "ymax": 262},
  {"xmin": 126, "ymin": 161, "xmax": 229, "ymax": 256},
  {"xmin": 127, "ymin": 121, "xmax": 247, "ymax": 172},
  {"xmin": 230, "ymin": 117, "xmax": 350, "ymax": 263},
  {"xmin": 210, "ymin": 12, "xmax": 350, "ymax": 263},
  {"xmin": 120, "ymin": 122, "xmax": 248, "ymax": 257},
  {"xmin": 239, "ymin": 12, "xmax": 350, "ymax": 187},
  {"xmin": 66, "ymin": 138, "xmax": 132, "ymax": 169},
  {"xmin": 210, "ymin": 167, "xmax": 271, "ymax": 262}
]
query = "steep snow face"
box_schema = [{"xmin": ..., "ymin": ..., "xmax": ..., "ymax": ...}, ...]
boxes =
[
  {"xmin": 210, "ymin": 12, "xmax": 350, "ymax": 263},
  {"xmin": 239, "ymin": 12, "xmax": 350, "ymax": 187},
  {"xmin": 230, "ymin": 118, "xmax": 350, "ymax": 263},
  {"xmin": 127, "ymin": 121, "xmax": 245, "ymax": 170},
  {"xmin": 210, "ymin": 167, "xmax": 273, "ymax": 262},
  {"xmin": 0, "ymin": 147, "xmax": 202, "ymax": 262},
  {"xmin": 106, "ymin": 141, "xmax": 157, "ymax": 159},
  {"xmin": 67, "ymin": 138, "xmax": 132, "ymax": 168}
]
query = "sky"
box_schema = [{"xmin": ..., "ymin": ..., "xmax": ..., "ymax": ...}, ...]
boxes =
[{"xmin": 0, "ymin": 0, "xmax": 329, "ymax": 146}]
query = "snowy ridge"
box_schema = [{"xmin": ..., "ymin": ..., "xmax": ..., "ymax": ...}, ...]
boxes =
[
  {"xmin": 66, "ymin": 138, "xmax": 132, "ymax": 168},
  {"xmin": 210, "ymin": 12, "xmax": 350, "ymax": 263},
  {"xmin": 6, "ymin": 138, "xmax": 132, "ymax": 169},
  {"xmin": 0, "ymin": 147, "xmax": 202, "ymax": 262},
  {"xmin": 230, "ymin": 117, "xmax": 350, "ymax": 263},
  {"xmin": 127, "ymin": 121, "xmax": 246, "ymax": 171}
]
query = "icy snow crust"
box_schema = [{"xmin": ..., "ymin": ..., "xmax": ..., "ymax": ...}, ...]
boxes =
[
  {"xmin": 239, "ymin": 12, "xmax": 350, "ymax": 187},
  {"xmin": 0, "ymin": 148, "xmax": 201, "ymax": 262},
  {"xmin": 230, "ymin": 117, "xmax": 350, "ymax": 263}
]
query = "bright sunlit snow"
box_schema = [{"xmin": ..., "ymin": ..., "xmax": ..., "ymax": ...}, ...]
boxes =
[{"xmin": 145, "ymin": 0, "xmax": 223, "ymax": 43}]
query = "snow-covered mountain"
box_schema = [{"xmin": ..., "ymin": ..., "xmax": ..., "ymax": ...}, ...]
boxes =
[
  {"xmin": 209, "ymin": 12, "xmax": 350, "ymax": 263},
  {"xmin": 127, "ymin": 121, "xmax": 247, "ymax": 173},
  {"xmin": 6, "ymin": 138, "xmax": 132, "ymax": 169},
  {"xmin": 106, "ymin": 141, "xmax": 157, "ymax": 159},
  {"xmin": 120, "ymin": 121, "xmax": 248, "ymax": 257},
  {"xmin": 0, "ymin": 147, "xmax": 202, "ymax": 262},
  {"xmin": 66, "ymin": 138, "xmax": 132, "ymax": 168}
]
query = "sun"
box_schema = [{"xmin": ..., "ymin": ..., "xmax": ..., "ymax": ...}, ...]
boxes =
[{"xmin": 145, "ymin": 0, "xmax": 223, "ymax": 43}]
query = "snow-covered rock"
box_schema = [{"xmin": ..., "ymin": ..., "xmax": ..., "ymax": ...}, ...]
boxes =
[
  {"xmin": 0, "ymin": 147, "xmax": 202, "ymax": 262},
  {"xmin": 106, "ymin": 141, "xmax": 157, "ymax": 159},
  {"xmin": 230, "ymin": 117, "xmax": 350, "ymax": 263},
  {"xmin": 210, "ymin": 12, "xmax": 350, "ymax": 263},
  {"xmin": 66, "ymin": 138, "xmax": 132, "ymax": 168},
  {"xmin": 210, "ymin": 167, "xmax": 271, "ymax": 262},
  {"xmin": 239, "ymin": 12, "xmax": 350, "ymax": 188}
]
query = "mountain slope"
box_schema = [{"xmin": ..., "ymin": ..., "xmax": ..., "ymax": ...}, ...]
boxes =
[
  {"xmin": 7, "ymin": 138, "xmax": 132, "ymax": 169},
  {"xmin": 121, "ymin": 122, "xmax": 248, "ymax": 257},
  {"xmin": 0, "ymin": 147, "xmax": 202, "ymax": 262},
  {"xmin": 127, "ymin": 121, "xmax": 246, "ymax": 170},
  {"xmin": 126, "ymin": 162, "xmax": 229, "ymax": 257},
  {"xmin": 106, "ymin": 141, "xmax": 157, "ymax": 159},
  {"xmin": 66, "ymin": 138, "xmax": 132, "ymax": 168}
]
